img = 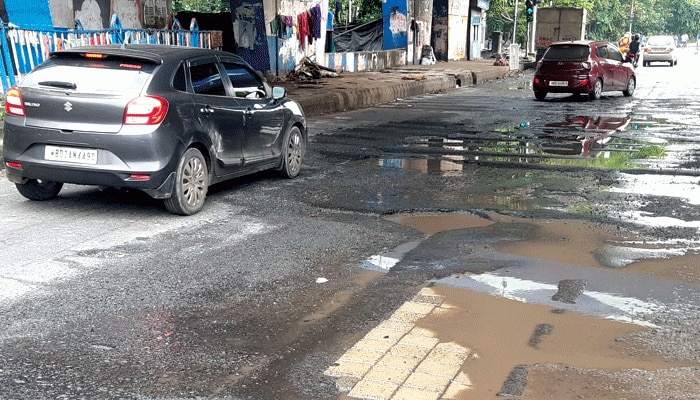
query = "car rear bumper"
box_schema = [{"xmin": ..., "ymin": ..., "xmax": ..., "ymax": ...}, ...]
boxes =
[
  {"xmin": 644, "ymin": 53, "xmax": 676, "ymax": 62},
  {"xmin": 2, "ymin": 119, "xmax": 182, "ymax": 197},
  {"xmin": 533, "ymin": 75, "xmax": 594, "ymax": 94}
]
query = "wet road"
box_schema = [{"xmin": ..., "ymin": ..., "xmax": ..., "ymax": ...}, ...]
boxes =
[{"xmin": 1, "ymin": 47, "xmax": 700, "ymax": 399}]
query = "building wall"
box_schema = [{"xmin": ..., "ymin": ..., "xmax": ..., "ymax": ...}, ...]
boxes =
[
  {"xmin": 45, "ymin": 0, "xmax": 170, "ymax": 30},
  {"xmin": 265, "ymin": 0, "xmax": 327, "ymax": 77},
  {"xmin": 447, "ymin": 0, "xmax": 468, "ymax": 60},
  {"xmin": 6, "ymin": 0, "xmax": 53, "ymax": 29}
]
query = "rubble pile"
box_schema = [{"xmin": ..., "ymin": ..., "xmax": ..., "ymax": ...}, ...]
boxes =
[{"xmin": 286, "ymin": 57, "xmax": 340, "ymax": 81}]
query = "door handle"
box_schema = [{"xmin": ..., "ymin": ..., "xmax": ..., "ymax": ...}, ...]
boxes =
[
  {"xmin": 245, "ymin": 108, "xmax": 254, "ymax": 116},
  {"xmin": 200, "ymin": 105, "xmax": 214, "ymax": 115}
]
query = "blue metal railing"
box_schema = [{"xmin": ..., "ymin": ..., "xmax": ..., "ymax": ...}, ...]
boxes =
[{"xmin": 0, "ymin": 15, "xmax": 220, "ymax": 92}]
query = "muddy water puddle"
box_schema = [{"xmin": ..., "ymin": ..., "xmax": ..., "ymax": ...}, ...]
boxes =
[{"xmin": 340, "ymin": 211, "xmax": 700, "ymax": 399}]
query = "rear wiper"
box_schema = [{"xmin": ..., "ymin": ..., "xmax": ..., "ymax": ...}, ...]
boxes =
[{"xmin": 38, "ymin": 81, "xmax": 77, "ymax": 89}]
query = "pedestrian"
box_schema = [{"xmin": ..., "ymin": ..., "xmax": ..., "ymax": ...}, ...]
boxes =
[{"xmin": 618, "ymin": 32, "xmax": 631, "ymax": 54}]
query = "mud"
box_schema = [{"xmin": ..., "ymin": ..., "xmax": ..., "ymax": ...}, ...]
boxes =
[{"xmin": 384, "ymin": 212, "xmax": 700, "ymax": 399}]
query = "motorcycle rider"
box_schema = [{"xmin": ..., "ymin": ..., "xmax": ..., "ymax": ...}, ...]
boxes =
[{"xmin": 627, "ymin": 33, "xmax": 641, "ymax": 67}]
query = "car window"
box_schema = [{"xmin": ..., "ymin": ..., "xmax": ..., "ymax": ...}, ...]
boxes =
[
  {"xmin": 190, "ymin": 62, "xmax": 227, "ymax": 96},
  {"xmin": 647, "ymin": 36, "xmax": 674, "ymax": 47},
  {"xmin": 222, "ymin": 62, "xmax": 265, "ymax": 99},
  {"xmin": 21, "ymin": 56, "xmax": 155, "ymax": 94},
  {"xmin": 173, "ymin": 63, "xmax": 186, "ymax": 92},
  {"xmin": 606, "ymin": 45, "xmax": 624, "ymax": 62},
  {"xmin": 543, "ymin": 45, "xmax": 590, "ymax": 60},
  {"xmin": 595, "ymin": 45, "xmax": 608, "ymax": 58}
]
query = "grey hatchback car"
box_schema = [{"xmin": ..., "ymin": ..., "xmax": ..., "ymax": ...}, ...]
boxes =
[{"xmin": 3, "ymin": 44, "xmax": 307, "ymax": 215}]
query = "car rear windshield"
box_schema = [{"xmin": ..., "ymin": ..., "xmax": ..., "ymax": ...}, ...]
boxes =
[
  {"xmin": 543, "ymin": 45, "xmax": 590, "ymax": 61},
  {"xmin": 647, "ymin": 36, "xmax": 673, "ymax": 46},
  {"xmin": 20, "ymin": 54, "xmax": 158, "ymax": 94}
]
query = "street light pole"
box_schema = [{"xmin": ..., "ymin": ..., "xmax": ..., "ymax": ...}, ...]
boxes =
[
  {"xmin": 513, "ymin": 0, "xmax": 519, "ymax": 44},
  {"xmin": 629, "ymin": 0, "xmax": 635, "ymax": 33}
]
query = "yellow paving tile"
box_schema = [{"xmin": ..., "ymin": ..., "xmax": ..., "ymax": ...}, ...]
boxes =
[
  {"xmin": 414, "ymin": 358, "xmax": 461, "ymax": 378},
  {"xmin": 364, "ymin": 327, "xmax": 407, "ymax": 342},
  {"xmin": 348, "ymin": 378, "xmax": 399, "ymax": 400},
  {"xmin": 388, "ymin": 344, "xmax": 432, "ymax": 359},
  {"xmin": 389, "ymin": 309, "xmax": 427, "ymax": 323},
  {"xmin": 392, "ymin": 386, "xmax": 441, "ymax": 400},
  {"xmin": 403, "ymin": 371, "xmax": 453, "ymax": 392},
  {"xmin": 375, "ymin": 353, "xmax": 423, "ymax": 371},
  {"xmin": 397, "ymin": 301, "xmax": 437, "ymax": 315},
  {"xmin": 353, "ymin": 337, "xmax": 396, "ymax": 353},
  {"xmin": 409, "ymin": 326, "xmax": 437, "ymax": 337},
  {"xmin": 339, "ymin": 348, "xmax": 386, "ymax": 364},
  {"xmin": 375, "ymin": 319, "xmax": 415, "ymax": 334},
  {"xmin": 363, "ymin": 365, "xmax": 412, "ymax": 384},
  {"xmin": 397, "ymin": 333, "xmax": 440, "ymax": 349}
]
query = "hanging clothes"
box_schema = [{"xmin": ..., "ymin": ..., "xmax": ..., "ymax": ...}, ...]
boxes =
[
  {"xmin": 306, "ymin": 11, "xmax": 315, "ymax": 45},
  {"xmin": 312, "ymin": 4, "xmax": 322, "ymax": 40},
  {"xmin": 297, "ymin": 12, "xmax": 310, "ymax": 50},
  {"xmin": 326, "ymin": 11, "xmax": 335, "ymax": 53}
]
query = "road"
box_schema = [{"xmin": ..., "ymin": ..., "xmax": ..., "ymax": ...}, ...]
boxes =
[{"xmin": 1, "ymin": 47, "xmax": 699, "ymax": 400}]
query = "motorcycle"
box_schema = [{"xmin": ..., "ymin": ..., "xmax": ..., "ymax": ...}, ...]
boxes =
[{"xmin": 625, "ymin": 51, "xmax": 639, "ymax": 68}]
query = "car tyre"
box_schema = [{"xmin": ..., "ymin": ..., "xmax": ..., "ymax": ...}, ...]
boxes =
[
  {"xmin": 534, "ymin": 91, "xmax": 547, "ymax": 101},
  {"xmin": 164, "ymin": 148, "xmax": 209, "ymax": 216},
  {"xmin": 15, "ymin": 179, "xmax": 63, "ymax": 201},
  {"xmin": 623, "ymin": 76, "xmax": 636, "ymax": 96},
  {"xmin": 589, "ymin": 79, "xmax": 603, "ymax": 100},
  {"xmin": 277, "ymin": 125, "xmax": 305, "ymax": 178}
]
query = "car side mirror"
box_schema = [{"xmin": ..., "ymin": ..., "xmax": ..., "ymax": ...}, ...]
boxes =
[{"xmin": 272, "ymin": 86, "xmax": 286, "ymax": 100}]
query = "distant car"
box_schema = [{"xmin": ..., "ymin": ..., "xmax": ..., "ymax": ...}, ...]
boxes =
[
  {"xmin": 2, "ymin": 44, "xmax": 307, "ymax": 215},
  {"xmin": 532, "ymin": 40, "xmax": 636, "ymax": 101},
  {"xmin": 643, "ymin": 35, "xmax": 677, "ymax": 66}
]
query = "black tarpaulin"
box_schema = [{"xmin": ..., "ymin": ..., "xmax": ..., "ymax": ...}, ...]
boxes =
[{"xmin": 332, "ymin": 18, "xmax": 383, "ymax": 52}]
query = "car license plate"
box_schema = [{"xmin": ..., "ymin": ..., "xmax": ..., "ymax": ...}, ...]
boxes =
[
  {"xmin": 549, "ymin": 81, "xmax": 568, "ymax": 87},
  {"xmin": 45, "ymin": 145, "xmax": 98, "ymax": 165}
]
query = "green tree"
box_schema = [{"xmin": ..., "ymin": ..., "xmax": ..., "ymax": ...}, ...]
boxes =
[
  {"xmin": 331, "ymin": 0, "xmax": 382, "ymax": 25},
  {"xmin": 172, "ymin": 0, "xmax": 230, "ymax": 13}
]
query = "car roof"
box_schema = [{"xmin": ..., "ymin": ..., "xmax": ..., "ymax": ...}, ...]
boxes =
[
  {"xmin": 549, "ymin": 40, "xmax": 610, "ymax": 47},
  {"xmin": 50, "ymin": 44, "xmax": 246, "ymax": 65}
]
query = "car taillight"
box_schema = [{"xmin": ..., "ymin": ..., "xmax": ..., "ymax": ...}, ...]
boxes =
[
  {"xmin": 533, "ymin": 77, "xmax": 541, "ymax": 84},
  {"xmin": 124, "ymin": 96, "xmax": 169, "ymax": 125},
  {"xmin": 5, "ymin": 87, "xmax": 25, "ymax": 117}
]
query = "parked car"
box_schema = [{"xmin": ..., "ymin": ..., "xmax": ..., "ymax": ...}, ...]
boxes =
[
  {"xmin": 2, "ymin": 44, "xmax": 307, "ymax": 215},
  {"xmin": 532, "ymin": 40, "xmax": 636, "ymax": 101},
  {"xmin": 642, "ymin": 35, "xmax": 677, "ymax": 67}
]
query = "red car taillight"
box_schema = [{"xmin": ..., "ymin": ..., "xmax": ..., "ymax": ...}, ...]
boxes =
[
  {"xmin": 124, "ymin": 96, "xmax": 169, "ymax": 125},
  {"xmin": 5, "ymin": 87, "xmax": 25, "ymax": 117},
  {"xmin": 533, "ymin": 77, "xmax": 542, "ymax": 84}
]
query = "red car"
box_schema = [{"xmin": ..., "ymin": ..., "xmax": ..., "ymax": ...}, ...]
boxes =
[{"xmin": 533, "ymin": 40, "xmax": 636, "ymax": 100}]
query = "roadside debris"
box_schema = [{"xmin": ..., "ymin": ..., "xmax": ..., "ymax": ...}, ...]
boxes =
[
  {"xmin": 552, "ymin": 279, "xmax": 587, "ymax": 303},
  {"xmin": 287, "ymin": 56, "xmax": 340, "ymax": 81},
  {"xmin": 401, "ymin": 74, "xmax": 427, "ymax": 81}
]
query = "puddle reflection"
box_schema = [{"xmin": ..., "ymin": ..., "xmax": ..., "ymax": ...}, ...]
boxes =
[{"xmin": 374, "ymin": 114, "xmax": 657, "ymax": 172}]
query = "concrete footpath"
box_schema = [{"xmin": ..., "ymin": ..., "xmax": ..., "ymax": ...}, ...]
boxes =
[{"xmin": 278, "ymin": 59, "xmax": 517, "ymax": 118}]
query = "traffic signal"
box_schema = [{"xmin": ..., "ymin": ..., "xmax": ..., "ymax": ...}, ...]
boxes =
[{"xmin": 525, "ymin": 0, "xmax": 535, "ymax": 22}]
